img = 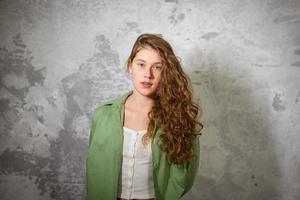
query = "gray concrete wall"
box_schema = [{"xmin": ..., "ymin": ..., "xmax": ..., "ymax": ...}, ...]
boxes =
[{"xmin": 0, "ymin": 0, "xmax": 299, "ymax": 199}]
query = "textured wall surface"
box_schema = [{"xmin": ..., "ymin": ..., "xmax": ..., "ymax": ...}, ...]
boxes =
[{"xmin": 1, "ymin": 0, "xmax": 300, "ymax": 200}]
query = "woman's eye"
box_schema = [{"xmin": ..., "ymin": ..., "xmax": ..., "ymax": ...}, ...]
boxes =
[
  {"xmin": 154, "ymin": 65, "xmax": 162, "ymax": 70},
  {"xmin": 137, "ymin": 63, "xmax": 145, "ymax": 67}
]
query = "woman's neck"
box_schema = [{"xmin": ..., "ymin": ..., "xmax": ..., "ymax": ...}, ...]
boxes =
[{"xmin": 126, "ymin": 90, "xmax": 154, "ymax": 112}]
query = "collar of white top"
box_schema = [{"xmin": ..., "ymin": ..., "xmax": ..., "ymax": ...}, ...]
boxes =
[{"xmin": 123, "ymin": 126, "xmax": 147, "ymax": 133}]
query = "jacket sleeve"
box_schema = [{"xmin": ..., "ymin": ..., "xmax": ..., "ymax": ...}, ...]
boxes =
[
  {"xmin": 88, "ymin": 113, "xmax": 96, "ymax": 147},
  {"xmin": 88, "ymin": 107, "xmax": 101, "ymax": 147},
  {"xmin": 182, "ymin": 136, "xmax": 200, "ymax": 196}
]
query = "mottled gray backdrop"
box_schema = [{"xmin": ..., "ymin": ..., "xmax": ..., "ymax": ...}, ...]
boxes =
[{"xmin": 0, "ymin": 0, "xmax": 300, "ymax": 200}]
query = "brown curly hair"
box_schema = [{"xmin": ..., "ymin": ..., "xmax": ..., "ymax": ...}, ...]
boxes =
[{"xmin": 126, "ymin": 33, "xmax": 204, "ymax": 165}]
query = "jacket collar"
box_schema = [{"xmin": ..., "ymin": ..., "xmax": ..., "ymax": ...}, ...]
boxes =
[
  {"xmin": 106, "ymin": 90, "xmax": 159, "ymax": 134},
  {"xmin": 103, "ymin": 90, "xmax": 133, "ymax": 108},
  {"xmin": 103, "ymin": 90, "xmax": 133, "ymax": 126}
]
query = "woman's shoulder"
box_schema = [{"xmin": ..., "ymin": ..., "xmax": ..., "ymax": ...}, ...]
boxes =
[{"xmin": 92, "ymin": 90, "xmax": 133, "ymax": 118}]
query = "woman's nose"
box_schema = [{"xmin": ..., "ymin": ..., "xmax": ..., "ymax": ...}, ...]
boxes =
[{"xmin": 144, "ymin": 67, "xmax": 152, "ymax": 78}]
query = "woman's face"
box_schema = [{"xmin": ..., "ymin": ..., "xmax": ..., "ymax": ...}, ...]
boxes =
[{"xmin": 128, "ymin": 46, "xmax": 163, "ymax": 98}]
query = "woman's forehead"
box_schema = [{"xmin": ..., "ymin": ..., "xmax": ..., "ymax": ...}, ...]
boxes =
[{"xmin": 134, "ymin": 46, "xmax": 162, "ymax": 62}]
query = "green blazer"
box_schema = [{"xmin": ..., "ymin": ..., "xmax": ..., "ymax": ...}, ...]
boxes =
[{"xmin": 86, "ymin": 90, "xmax": 200, "ymax": 200}]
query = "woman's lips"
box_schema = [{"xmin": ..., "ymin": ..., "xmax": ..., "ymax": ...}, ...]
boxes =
[{"xmin": 141, "ymin": 81, "xmax": 152, "ymax": 88}]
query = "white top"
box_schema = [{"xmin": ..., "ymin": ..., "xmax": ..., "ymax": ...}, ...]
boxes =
[{"xmin": 117, "ymin": 126, "xmax": 155, "ymax": 199}]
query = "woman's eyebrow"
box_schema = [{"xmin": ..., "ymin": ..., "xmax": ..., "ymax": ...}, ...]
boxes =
[
  {"xmin": 135, "ymin": 59, "xmax": 145, "ymax": 62},
  {"xmin": 136, "ymin": 59, "xmax": 162, "ymax": 64}
]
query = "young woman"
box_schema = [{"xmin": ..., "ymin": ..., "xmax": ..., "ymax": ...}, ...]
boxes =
[{"xmin": 87, "ymin": 33, "xmax": 203, "ymax": 200}]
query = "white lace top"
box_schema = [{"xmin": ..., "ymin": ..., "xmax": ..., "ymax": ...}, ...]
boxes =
[{"xmin": 117, "ymin": 126, "xmax": 155, "ymax": 199}]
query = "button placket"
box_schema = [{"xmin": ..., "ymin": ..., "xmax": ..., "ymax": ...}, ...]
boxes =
[{"xmin": 128, "ymin": 130, "xmax": 139, "ymax": 199}]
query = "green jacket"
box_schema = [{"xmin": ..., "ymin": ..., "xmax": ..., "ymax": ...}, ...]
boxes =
[{"xmin": 86, "ymin": 90, "xmax": 200, "ymax": 200}]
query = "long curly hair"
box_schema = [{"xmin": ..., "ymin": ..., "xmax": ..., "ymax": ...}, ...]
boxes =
[{"xmin": 126, "ymin": 33, "xmax": 204, "ymax": 165}]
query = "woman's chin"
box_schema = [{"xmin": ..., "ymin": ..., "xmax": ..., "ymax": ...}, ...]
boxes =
[{"xmin": 136, "ymin": 88, "xmax": 156, "ymax": 98}]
